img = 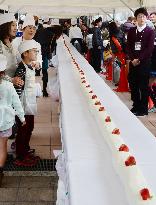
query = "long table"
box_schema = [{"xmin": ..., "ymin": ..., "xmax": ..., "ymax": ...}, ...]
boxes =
[{"xmin": 56, "ymin": 35, "xmax": 156, "ymax": 205}]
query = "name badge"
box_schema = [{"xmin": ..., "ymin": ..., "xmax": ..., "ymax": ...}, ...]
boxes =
[{"xmin": 135, "ymin": 42, "xmax": 141, "ymax": 51}]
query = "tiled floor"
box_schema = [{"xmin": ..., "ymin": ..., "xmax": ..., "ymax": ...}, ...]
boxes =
[
  {"xmin": 0, "ymin": 176, "xmax": 58, "ymax": 205},
  {"xmin": 30, "ymin": 90, "xmax": 61, "ymax": 159}
]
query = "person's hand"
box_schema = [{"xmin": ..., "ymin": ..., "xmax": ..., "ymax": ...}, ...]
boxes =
[
  {"xmin": 31, "ymin": 62, "xmax": 40, "ymax": 69},
  {"xmin": 22, "ymin": 121, "xmax": 26, "ymax": 126},
  {"xmin": 131, "ymin": 59, "xmax": 140, "ymax": 67},
  {"xmin": 12, "ymin": 77, "xmax": 24, "ymax": 87}
]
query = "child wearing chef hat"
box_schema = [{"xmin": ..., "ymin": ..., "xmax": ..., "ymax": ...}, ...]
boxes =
[{"xmin": 14, "ymin": 40, "xmax": 40, "ymax": 167}]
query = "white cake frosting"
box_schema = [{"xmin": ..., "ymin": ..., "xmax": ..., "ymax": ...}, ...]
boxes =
[{"xmin": 64, "ymin": 40, "xmax": 156, "ymax": 205}]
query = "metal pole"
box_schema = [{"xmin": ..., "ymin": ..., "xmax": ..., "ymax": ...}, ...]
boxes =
[
  {"xmin": 120, "ymin": 0, "xmax": 134, "ymax": 13},
  {"xmin": 139, "ymin": 0, "xmax": 144, "ymax": 7},
  {"xmin": 100, "ymin": 8, "xmax": 114, "ymax": 20},
  {"xmin": 113, "ymin": 9, "xmax": 115, "ymax": 20}
]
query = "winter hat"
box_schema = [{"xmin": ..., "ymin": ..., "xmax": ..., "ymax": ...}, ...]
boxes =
[
  {"xmin": 18, "ymin": 40, "xmax": 38, "ymax": 54},
  {"xmin": 22, "ymin": 14, "xmax": 35, "ymax": 29},
  {"xmin": 0, "ymin": 54, "xmax": 7, "ymax": 71},
  {"xmin": 0, "ymin": 13, "xmax": 16, "ymax": 26}
]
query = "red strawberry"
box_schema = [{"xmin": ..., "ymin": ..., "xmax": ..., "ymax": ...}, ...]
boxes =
[
  {"xmin": 119, "ymin": 144, "xmax": 129, "ymax": 152},
  {"xmin": 105, "ymin": 116, "xmax": 111, "ymax": 122},
  {"xmin": 95, "ymin": 101, "xmax": 101, "ymax": 106},
  {"xmin": 112, "ymin": 128, "xmax": 120, "ymax": 135},
  {"xmin": 92, "ymin": 95, "xmax": 97, "ymax": 99},
  {"xmin": 125, "ymin": 156, "xmax": 136, "ymax": 166},
  {"xmin": 99, "ymin": 107, "xmax": 105, "ymax": 111},
  {"xmin": 89, "ymin": 91, "xmax": 93, "ymax": 93},
  {"xmin": 140, "ymin": 188, "xmax": 152, "ymax": 200},
  {"xmin": 82, "ymin": 80, "xmax": 86, "ymax": 83},
  {"xmin": 86, "ymin": 85, "xmax": 90, "ymax": 88}
]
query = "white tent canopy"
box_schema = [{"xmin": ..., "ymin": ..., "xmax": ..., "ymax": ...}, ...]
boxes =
[{"xmin": 0, "ymin": 0, "xmax": 155, "ymax": 17}]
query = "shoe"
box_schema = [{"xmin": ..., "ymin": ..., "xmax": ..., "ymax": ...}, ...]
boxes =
[
  {"xmin": 0, "ymin": 172, "xmax": 4, "ymax": 187},
  {"xmin": 14, "ymin": 157, "xmax": 39, "ymax": 167},
  {"xmin": 148, "ymin": 106, "xmax": 156, "ymax": 113},
  {"xmin": 135, "ymin": 112, "xmax": 148, "ymax": 117},
  {"xmin": 115, "ymin": 83, "xmax": 119, "ymax": 86},
  {"xmin": 130, "ymin": 107, "xmax": 138, "ymax": 114},
  {"xmin": 43, "ymin": 91, "xmax": 49, "ymax": 97},
  {"xmin": 99, "ymin": 71, "xmax": 105, "ymax": 75},
  {"xmin": 25, "ymin": 154, "xmax": 40, "ymax": 161}
]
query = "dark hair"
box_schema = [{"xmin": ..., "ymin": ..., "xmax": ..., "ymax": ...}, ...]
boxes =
[
  {"xmin": 21, "ymin": 53, "xmax": 25, "ymax": 59},
  {"xmin": 53, "ymin": 25, "xmax": 63, "ymax": 39},
  {"xmin": 0, "ymin": 21, "xmax": 14, "ymax": 43},
  {"xmin": 0, "ymin": 71, "xmax": 5, "ymax": 77},
  {"xmin": 82, "ymin": 23, "xmax": 87, "ymax": 28},
  {"xmin": 150, "ymin": 12, "xmax": 156, "ymax": 16},
  {"xmin": 134, "ymin": 7, "xmax": 148, "ymax": 18},
  {"xmin": 98, "ymin": 17, "xmax": 102, "ymax": 22},
  {"xmin": 108, "ymin": 21, "xmax": 119, "ymax": 37},
  {"xmin": 101, "ymin": 21, "xmax": 109, "ymax": 29},
  {"xmin": 127, "ymin": 16, "xmax": 133, "ymax": 22},
  {"xmin": 94, "ymin": 18, "xmax": 102, "ymax": 25}
]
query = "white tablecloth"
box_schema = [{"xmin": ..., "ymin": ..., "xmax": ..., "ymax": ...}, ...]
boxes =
[{"xmin": 56, "ymin": 35, "xmax": 156, "ymax": 205}]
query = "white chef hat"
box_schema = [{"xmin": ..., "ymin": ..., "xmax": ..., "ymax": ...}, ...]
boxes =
[
  {"xmin": 22, "ymin": 14, "xmax": 35, "ymax": 29},
  {"xmin": 0, "ymin": 13, "xmax": 16, "ymax": 26},
  {"xmin": 18, "ymin": 40, "xmax": 38, "ymax": 54},
  {"xmin": 0, "ymin": 54, "xmax": 7, "ymax": 72},
  {"xmin": 43, "ymin": 17, "xmax": 50, "ymax": 23},
  {"xmin": 38, "ymin": 19, "xmax": 43, "ymax": 24},
  {"xmin": 71, "ymin": 18, "xmax": 77, "ymax": 26},
  {"xmin": 51, "ymin": 19, "xmax": 60, "ymax": 26}
]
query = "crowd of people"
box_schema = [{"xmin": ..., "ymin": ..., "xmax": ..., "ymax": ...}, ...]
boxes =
[
  {"xmin": 63, "ymin": 8, "xmax": 156, "ymax": 117},
  {"xmin": 0, "ymin": 7, "xmax": 156, "ymax": 186}
]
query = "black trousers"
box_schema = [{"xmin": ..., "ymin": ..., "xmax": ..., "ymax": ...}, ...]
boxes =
[
  {"xmin": 42, "ymin": 69, "xmax": 48, "ymax": 93},
  {"xmin": 92, "ymin": 47, "xmax": 102, "ymax": 73},
  {"xmin": 16, "ymin": 115, "xmax": 34, "ymax": 158},
  {"xmin": 71, "ymin": 38, "xmax": 83, "ymax": 54},
  {"xmin": 128, "ymin": 62, "xmax": 150, "ymax": 113}
]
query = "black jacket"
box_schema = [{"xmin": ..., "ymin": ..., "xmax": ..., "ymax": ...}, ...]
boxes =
[
  {"xmin": 34, "ymin": 27, "xmax": 55, "ymax": 58},
  {"xmin": 151, "ymin": 29, "xmax": 156, "ymax": 71},
  {"xmin": 92, "ymin": 27, "xmax": 103, "ymax": 48}
]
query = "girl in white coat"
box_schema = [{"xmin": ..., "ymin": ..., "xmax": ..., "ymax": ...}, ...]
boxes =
[
  {"xmin": 0, "ymin": 13, "xmax": 23, "ymax": 87},
  {"xmin": 0, "ymin": 54, "xmax": 25, "ymax": 187}
]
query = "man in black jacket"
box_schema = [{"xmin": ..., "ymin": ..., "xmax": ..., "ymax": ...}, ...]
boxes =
[
  {"xmin": 92, "ymin": 17, "xmax": 103, "ymax": 73},
  {"xmin": 127, "ymin": 8, "xmax": 155, "ymax": 116},
  {"xmin": 34, "ymin": 22, "xmax": 55, "ymax": 97}
]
